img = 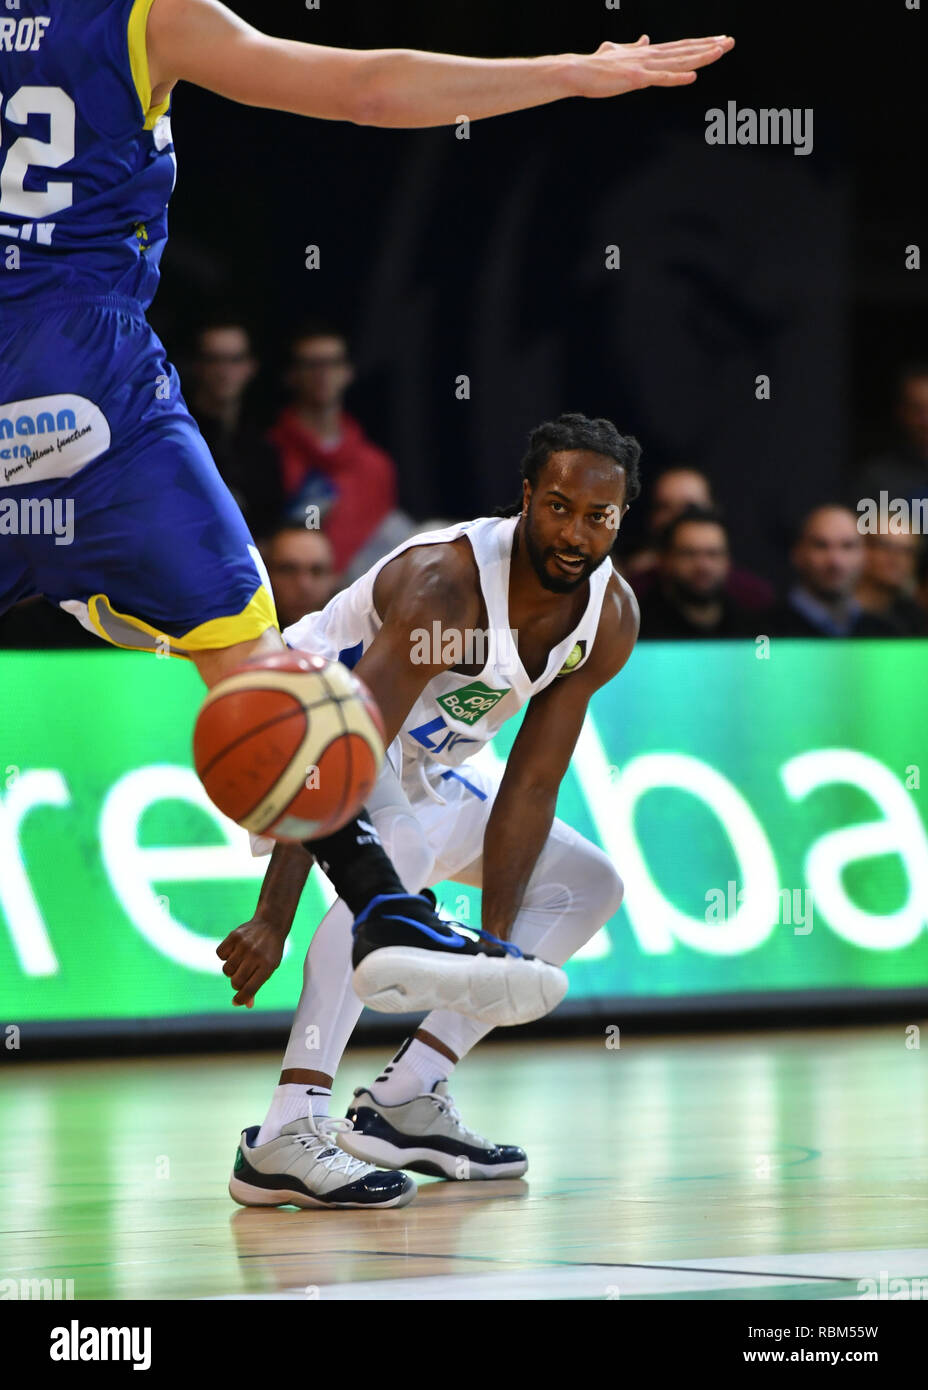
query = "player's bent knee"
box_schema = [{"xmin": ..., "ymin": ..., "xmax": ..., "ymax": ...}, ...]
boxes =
[
  {"xmin": 602, "ymin": 864, "xmax": 625, "ymax": 925},
  {"xmin": 548, "ymin": 858, "xmax": 622, "ymax": 964},
  {"xmin": 584, "ymin": 848, "xmax": 625, "ymax": 929}
]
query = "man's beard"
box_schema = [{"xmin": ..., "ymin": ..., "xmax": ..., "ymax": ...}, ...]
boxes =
[
  {"xmin": 521, "ymin": 515, "xmax": 608, "ymax": 594},
  {"xmin": 806, "ymin": 576, "xmax": 852, "ymax": 603}
]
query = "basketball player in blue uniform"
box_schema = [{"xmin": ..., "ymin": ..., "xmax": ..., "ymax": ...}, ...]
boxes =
[
  {"xmin": 221, "ymin": 415, "xmax": 641, "ymax": 1209},
  {"xmin": 0, "ymin": 3, "xmax": 731, "ymax": 1033}
]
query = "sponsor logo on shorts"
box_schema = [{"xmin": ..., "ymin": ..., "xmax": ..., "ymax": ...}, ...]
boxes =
[
  {"xmin": 0, "ymin": 395, "xmax": 110, "ymax": 484},
  {"xmin": 436, "ymin": 681, "xmax": 510, "ymax": 726}
]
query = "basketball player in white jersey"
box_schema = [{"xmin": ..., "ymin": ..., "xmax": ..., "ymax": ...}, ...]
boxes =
[{"xmin": 220, "ymin": 414, "xmax": 640, "ymax": 1208}]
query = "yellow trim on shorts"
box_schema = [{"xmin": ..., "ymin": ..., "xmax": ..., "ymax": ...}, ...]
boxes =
[
  {"xmin": 128, "ymin": 0, "xmax": 172, "ymax": 132},
  {"xmin": 86, "ymin": 586, "xmax": 280, "ymax": 660}
]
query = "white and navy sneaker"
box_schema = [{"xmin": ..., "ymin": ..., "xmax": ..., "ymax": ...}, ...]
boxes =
[
  {"xmin": 339, "ymin": 1081, "xmax": 528, "ymax": 1181},
  {"xmin": 229, "ymin": 1116, "xmax": 416, "ymax": 1209},
  {"xmin": 351, "ymin": 891, "xmax": 567, "ymax": 1028}
]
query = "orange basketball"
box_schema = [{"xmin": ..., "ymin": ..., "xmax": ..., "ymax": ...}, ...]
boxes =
[{"xmin": 193, "ymin": 651, "xmax": 385, "ymax": 843}]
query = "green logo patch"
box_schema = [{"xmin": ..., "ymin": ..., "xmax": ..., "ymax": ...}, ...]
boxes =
[
  {"xmin": 437, "ymin": 681, "xmax": 510, "ymax": 725},
  {"xmin": 558, "ymin": 640, "xmax": 587, "ymax": 676}
]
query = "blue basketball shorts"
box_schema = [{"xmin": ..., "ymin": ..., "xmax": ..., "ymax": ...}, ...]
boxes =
[{"xmin": 0, "ymin": 293, "xmax": 278, "ymax": 657}]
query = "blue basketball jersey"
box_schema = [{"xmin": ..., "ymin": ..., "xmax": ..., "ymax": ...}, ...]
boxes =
[{"xmin": 0, "ymin": 0, "xmax": 175, "ymax": 309}]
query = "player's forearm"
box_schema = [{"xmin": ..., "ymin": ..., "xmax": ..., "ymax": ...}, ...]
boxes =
[
  {"xmin": 255, "ymin": 842, "xmax": 313, "ymax": 934},
  {"xmin": 351, "ymin": 49, "xmax": 575, "ymax": 129},
  {"xmin": 155, "ymin": 8, "xmax": 572, "ymax": 126},
  {"xmin": 150, "ymin": 7, "xmax": 733, "ymax": 124},
  {"xmin": 480, "ymin": 785, "xmax": 557, "ymax": 939}
]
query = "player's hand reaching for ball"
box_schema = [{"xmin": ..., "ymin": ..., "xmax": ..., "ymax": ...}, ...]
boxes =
[
  {"xmin": 216, "ymin": 917, "xmax": 287, "ymax": 1008},
  {"xmin": 571, "ymin": 34, "xmax": 734, "ymax": 97}
]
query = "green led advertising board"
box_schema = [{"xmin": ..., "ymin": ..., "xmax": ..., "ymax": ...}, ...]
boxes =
[{"xmin": 1, "ymin": 642, "xmax": 926, "ymax": 1027}]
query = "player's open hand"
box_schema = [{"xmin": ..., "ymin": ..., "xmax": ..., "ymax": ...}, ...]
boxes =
[
  {"xmin": 216, "ymin": 917, "xmax": 287, "ymax": 1008},
  {"xmin": 573, "ymin": 34, "xmax": 734, "ymax": 98}
]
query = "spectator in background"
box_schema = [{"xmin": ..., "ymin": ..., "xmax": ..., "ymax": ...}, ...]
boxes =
[
  {"xmin": 768, "ymin": 506, "xmax": 895, "ymax": 637},
  {"xmin": 261, "ymin": 524, "xmax": 337, "ymax": 630},
  {"xmin": 858, "ymin": 363, "xmax": 928, "ymax": 507},
  {"xmin": 621, "ymin": 467, "xmax": 710, "ymax": 577},
  {"xmin": 638, "ymin": 507, "xmax": 756, "ymax": 639},
  {"xmin": 188, "ymin": 320, "xmax": 284, "ymax": 538},
  {"xmin": 622, "ymin": 467, "xmax": 775, "ymax": 612},
  {"xmin": 855, "ymin": 529, "xmax": 928, "ymax": 636},
  {"xmin": 270, "ymin": 321, "xmax": 407, "ymax": 575}
]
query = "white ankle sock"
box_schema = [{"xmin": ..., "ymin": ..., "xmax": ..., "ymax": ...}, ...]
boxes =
[
  {"xmin": 256, "ymin": 1084, "xmax": 332, "ymax": 1145},
  {"xmin": 371, "ymin": 1037, "xmax": 453, "ymax": 1105}
]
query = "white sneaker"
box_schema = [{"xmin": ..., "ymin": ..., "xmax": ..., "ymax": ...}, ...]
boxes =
[
  {"xmin": 229, "ymin": 1115, "xmax": 416, "ymax": 1208},
  {"xmin": 339, "ymin": 1081, "xmax": 528, "ymax": 1180}
]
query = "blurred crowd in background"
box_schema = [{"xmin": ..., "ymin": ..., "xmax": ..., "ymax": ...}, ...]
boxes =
[{"xmin": 3, "ymin": 317, "xmax": 927, "ymax": 649}]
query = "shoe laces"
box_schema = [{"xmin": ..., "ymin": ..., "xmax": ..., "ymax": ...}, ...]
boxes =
[
  {"xmin": 293, "ymin": 1117, "xmax": 371, "ymax": 1178},
  {"xmin": 430, "ymin": 1091, "xmax": 491, "ymax": 1148},
  {"xmin": 475, "ymin": 926, "xmax": 523, "ymax": 958},
  {"xmin": 423, "ymin": 893, "xmax": 524, "ymax": 960}
]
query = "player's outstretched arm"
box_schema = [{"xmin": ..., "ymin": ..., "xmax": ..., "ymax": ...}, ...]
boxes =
[
  {"xmin": 480, "ymin": 575, "xmax": 639, "ymax": 940},
  {"xmin": 147, "ymin": 0, "xmax": 733, "ymax": 127}
]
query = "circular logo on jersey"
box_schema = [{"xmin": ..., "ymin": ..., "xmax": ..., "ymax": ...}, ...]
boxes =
[{"xmin": 558, "ymin": 641, "xmax": 586, "ymax": 676}]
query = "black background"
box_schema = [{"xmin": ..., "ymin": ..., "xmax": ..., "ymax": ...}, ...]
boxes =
[{"xmin": 150, "ymin": 0, "xmax": 927, "ymax": 582}]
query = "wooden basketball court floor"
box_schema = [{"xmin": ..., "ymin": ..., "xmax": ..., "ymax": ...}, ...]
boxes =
[{"xmin": 3, "ymin": 1025, "xmax": 926, "ymax": 1301}]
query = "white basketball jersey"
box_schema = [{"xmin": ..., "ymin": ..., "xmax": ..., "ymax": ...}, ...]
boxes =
[{"xmin": 284, "ymin": 515, "xmax": 611, "ymax": 793}]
